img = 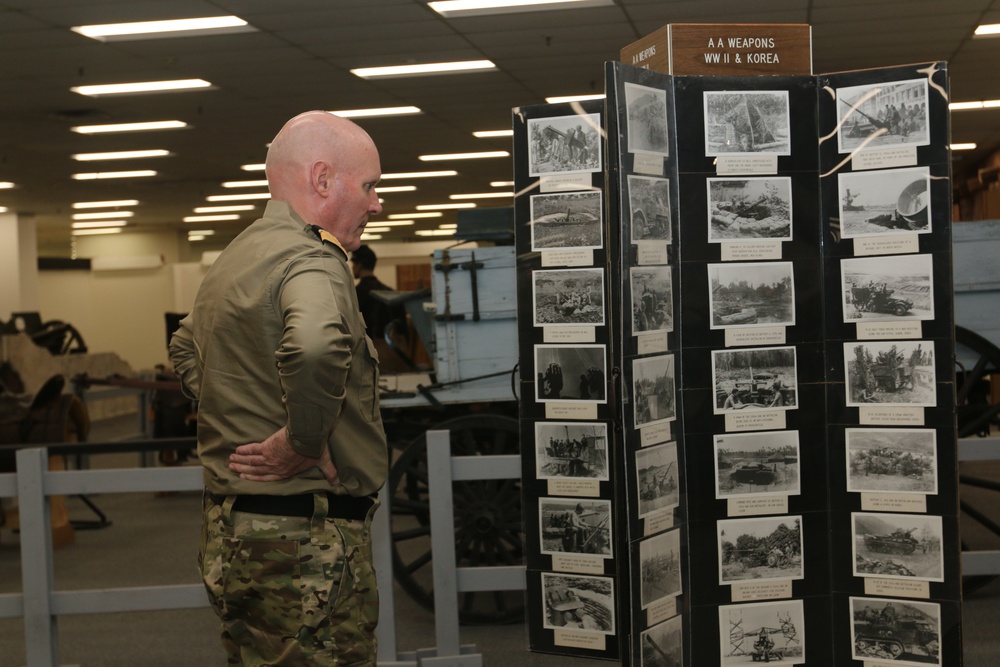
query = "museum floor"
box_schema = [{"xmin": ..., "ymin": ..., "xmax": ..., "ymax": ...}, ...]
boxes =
[{"xmin": 1, "ymin": 431, "xmax": 998, "ymax": 665}]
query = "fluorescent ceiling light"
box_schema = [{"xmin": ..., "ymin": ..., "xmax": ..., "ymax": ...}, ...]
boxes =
[
  {"xmin": 440, "ymin": 224, "xmax": 458, "ymax": 229},
  {"xmin": 0, "ymin": 207, "xmax": 7, "ymax": 213},
  {"xmin": 194, "ymin": 205, "xmax": 255, "ymax": 213},
  {"xmin": 73, "ymin": 211, "xmax": 135, "ymax": 220},
  {"xmin": 188, "ymin": 235, "xmax": 207, "ymax": 241},
  {"xmin": 73, "ymin": 199, "xmax": 139, "ymax": 209},
  {"xmin": 546, "ymin": 93, "xmax": 605, "ymax": 103},
  {"xmin": 419, "ymin": 151, "xmax": 509, "ymax": 161},
  {"xmin": 184, "ymin": 214, "xmax": 241, "ymax": 222},
  {"xmin": 187, "ymin": 229, "xmax": 216, "ymax": 236},
  {"xmin": 375, "ymin": 185, "xmax": 417, "ymax": 193},
  {"xmin": 351, "ymin": 60, "xmax": 496, "ymax": 79},
  {"xmin": 429, "ymin": 0, "xmax": 613, "ymax": 17},
  {"xmin": 71, "ymin": 220, "xmax": 128, "ymax": 229},
  {"xmin": 72, "ymin": 149, "xmax": 171, "ymax": 161},
  {"xmin": 974, "ymin": 23, "xmax": 1000, "ymax": 37},
  {"xmin": 491, "ymin": 181, "xmax": 514, "ymax": 187},
  {"xmin": 0, "ymin": 182, "xmax": 16, "ymax": 189},
  {"xmin": 360, "ymin": 233, "xmax": 383, "ymax": 240},
  {"xmin": 72, "ymin": 170, "xmax": 157, "ymax": 180},
  {"xmin": 951, "ymin": 143, "xmax": 977, "ymax": 150},
  {"xmin": 206, "ymin": 193, "xmax": 271, "ymax": 202},
  {"xmin": 417, "ymin": 203, "xmax": 476, "ymax": 210},
  {"xmin": 950, "ymin": 101, "xmax": 984, "ymax": 110},
  {"xmin": 381, "ymin": 170, "xmax": 458, "ymax": 180},
  {"xmin": 241, "ymin": 163, "xmax": 265, "ymax": 172},
  {"xmin": 72, "ymin": 121, "xmax": 188, "ymax": 134},
  {"xmin": 71, "ymin": 79, "xmax": 212, "ymax": 97},
  {"xmin": 473, "ymin": 129, "xmax": 514, "ymax": 138},
  {"xmin": 389, "ymin": 212, "xmax": 442, "ymax": 219},
  {"xmin": 366, "ymin": 220, "xmax": 415, "ymax": 227},
  {"xmin": 416, "ymin": 229, "xmax": 457, "ymax": 236},
  {"xmin": 330, "ymin": 106, "xmax": 422, "ymax": 118},
  {"xmin": 449, "ymin": 192, "xmax": 513, "ymax": 200},
  {"xmin": 72, "ymin": 16, "xmax": 252, "ymax": 41},
  {"xmin": 222, "ymin": 179, "xmax": 268, "ymax": 188},
  {"xmin": 72, "ymin": 228, "xmax": 123, "ymax": 236}
]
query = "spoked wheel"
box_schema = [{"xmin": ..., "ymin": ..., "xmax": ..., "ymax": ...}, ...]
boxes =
[
  {"xmin": 389, "ymin": 413, "xmax": 525, "ymax": 624},
  {"xmin": 955, "ymin": 325, "xmax": 1000, "ymax": 596}
]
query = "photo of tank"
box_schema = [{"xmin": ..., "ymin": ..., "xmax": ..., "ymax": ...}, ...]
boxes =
[
  {"xmin": 850, "ymin": 597, "xmax": 941, "ymax": 665},
  {"xmin": 852, "ymin": 512, "xmax": 944, "ymax": 582},
  {"xmin": 846, "ymin": 428, "xmax": 937, "ymax": 495},
  {"xmin": 715, "ymin": 430, "xmax": 800, "ymax": 499}
]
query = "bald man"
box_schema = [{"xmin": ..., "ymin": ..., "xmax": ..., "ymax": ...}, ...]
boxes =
[{"xmin": 170, "ymin": 111, "xmax": 388, "ymax": 666}]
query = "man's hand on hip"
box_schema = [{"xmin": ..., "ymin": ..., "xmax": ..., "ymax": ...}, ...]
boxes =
[{"xmin": 229, "ymin": 427, "xmax": 340, "ymax": 485}]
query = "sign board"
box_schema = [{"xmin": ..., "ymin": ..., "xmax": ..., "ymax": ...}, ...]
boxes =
[{"xmin": 620, "ymin": 23, "xmax": 812, "ymax": 76}]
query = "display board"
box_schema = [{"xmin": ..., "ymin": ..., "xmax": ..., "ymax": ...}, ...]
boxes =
[{"xmin": 513, "ymin": 57, "xmax": 960, "ymax": 667}]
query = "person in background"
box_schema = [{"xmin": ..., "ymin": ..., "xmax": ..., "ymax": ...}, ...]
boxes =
[
  {"xmin": 169, "ymin": 110, "xmax": 388, "ymax": 666},
  {"xmin": 351, "ymin": 244, "xmax": 401, "ymax": 342}
]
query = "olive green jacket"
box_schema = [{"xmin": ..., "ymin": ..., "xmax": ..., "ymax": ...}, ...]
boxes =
[{"xmin": 169, "ymin": 200, "xmax": 387, "ymax": 497}]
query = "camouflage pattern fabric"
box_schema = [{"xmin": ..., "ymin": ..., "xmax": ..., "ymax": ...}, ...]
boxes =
[{"xmin": 200, "ymin": 493, "xmax": 380, "ymax": 666}]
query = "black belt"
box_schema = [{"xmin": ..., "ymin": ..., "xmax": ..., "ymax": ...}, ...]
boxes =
[{"xmin": 209, "ymin": 491, "xmax": 375, "ymax": 521}]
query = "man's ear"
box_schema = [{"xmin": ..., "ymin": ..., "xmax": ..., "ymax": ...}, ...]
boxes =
[{"xmin": 311, "ymin": 160, "xmax": 331, "ymax": 196}]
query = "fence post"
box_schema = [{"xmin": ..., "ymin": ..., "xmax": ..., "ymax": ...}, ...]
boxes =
[{"xmin": 16, "ymin": 447, "xmax": 58, "ymax": 667}]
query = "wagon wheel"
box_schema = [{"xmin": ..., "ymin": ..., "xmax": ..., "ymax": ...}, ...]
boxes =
[
  {"xmin": 389, "ymin": 414, "xmax": 525, "ymax": 624},
  {"xmin": 955, "ymin": 325, "xmax": 1000, "ymax": 595}
]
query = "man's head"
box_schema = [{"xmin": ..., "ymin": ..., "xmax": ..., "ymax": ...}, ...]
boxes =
[
  {"xmin": 265, "ymin": 111, "xmax": 382, "ymax": 251},
  {"xmin": 351, "ymin": 244, "xmax": 377, "ymax": 279}
]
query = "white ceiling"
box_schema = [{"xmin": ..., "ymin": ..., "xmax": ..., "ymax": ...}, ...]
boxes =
[{"xmin": 1, "ymin": 0, "xmax": 999, "ymax": 249}]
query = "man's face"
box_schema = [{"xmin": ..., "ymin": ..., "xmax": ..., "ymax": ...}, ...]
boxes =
[{"xmin": 326, "ymin": 144, "xmax": 382, "ymax": 252}]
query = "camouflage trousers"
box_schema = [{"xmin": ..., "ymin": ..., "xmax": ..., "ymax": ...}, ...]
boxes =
[{"xmin": 200, "ymin": 492, "xmax": 380, "ymax": 666}]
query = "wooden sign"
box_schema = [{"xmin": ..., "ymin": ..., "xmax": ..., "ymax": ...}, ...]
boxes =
[{"xmin": 620, "ymin": 24, "xmax": 812, "ymax": 77}]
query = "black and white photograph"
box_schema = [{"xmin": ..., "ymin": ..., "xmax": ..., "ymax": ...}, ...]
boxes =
[
  {"xmin": 639, "ymin": 528, "xmax": 682, "ymax": 609},
  {"xmin": 635, "ymin": 441, "xmax": 680, "ymax": 518},
  {"xmin": 850, "ymin": 597, "xmax": 941, "ymax": 665},
  {"xmin": 704, "ymin": 90, "xmax": 791, "ymax": 156},
  {"xmin": 541, "ymin": 572, "xmax": 616, "ymax": 634},
  {"xmin": 631, "ymin": 266, "xmax": 674, "ymax": 335},
  {"xmin": 844, "ymin": 340, "xmax": 936, "ymax": 407},
  {"xmin": 633, "ymin": 354, "xmax": 677, "ymax": 427},
  {"xmin": 540, "ymin": 497, "xmax": 613, "ymax": 559},
  {"xmin": 838, "ymin": 167, "xmax": 931, "ymax": 238},
  {"xmin": 852, "ymin": 512, "xmax": 944, "ymax": 582},
  {"xmin": 530, "ymin": 189, "xmax": 604, "ymax": 251},
  {"xmin": 720, "ymin": 599, "xmax": 805, "ymax": 665},
  {"xmin": 837, "ymin": 78, "xmax": 930, "ymax": 153},
  {"xmin": 713, "ymin": 346, "xmax": 798, "ymax": 414},
  {"xmin": 527, "ymin": 112, "xmax": 602, "ymax": 176},
  {"xmin": 841, "ymin": 254, "xmax": 934, "ymax": 323},
  {"xmin": 708, "ymin": 177, "xmax": 793, "ymax": 242},
  {"xmin": 535, "ymin": 344, "xmax": 607, "ymax": 403},
  {"xmin": 640, "ymin": 614, "xmax": 683, "ymax": 667},
  {"xmin": 846, "ymin": 428, "xmax": 938, "ymax": 495},
  {"xmin": 718, "ymin": 515, "xmax": 804, "ymax": 585},
  {"xmin": 628, "ymin": 175, "xmax": 672, "ymax": 243},
  {"xmin": 625, "ymin": 81, "xmax": 670, "ymax": 157},
  {"xmin": 714, "ymin": 430, "xmax": 801, "ymax": 499},
  {"xmin": 708, "ymin": 261, "xmax": 795, "ymax": 330},
  {"xmin": 533, "ymin": 268, "xmax": 605, "ymax": 327},
  {"xmin": 535, "ymin": 422, "xmax": 610, "ymax": 481}
]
